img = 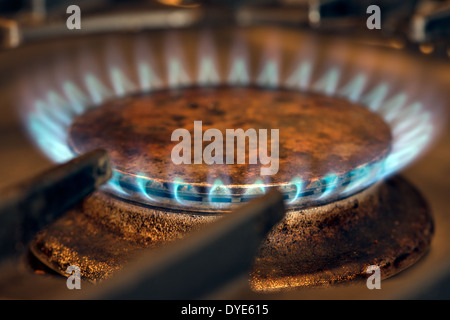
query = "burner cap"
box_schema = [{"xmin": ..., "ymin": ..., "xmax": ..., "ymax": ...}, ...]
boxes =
[{"xmin": 68, "ymin": 86, "xmax": 391, "ymax": 210}]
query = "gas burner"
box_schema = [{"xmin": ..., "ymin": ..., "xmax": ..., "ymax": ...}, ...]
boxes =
[{"xmin": 12, "ymin": 26, "xmax": 446, "ymax": 292}]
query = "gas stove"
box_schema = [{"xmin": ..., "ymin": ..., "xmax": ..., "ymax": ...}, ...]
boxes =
[{"xmin": 0, "ymin": 0, "xmax": 449, "ymax": 300}]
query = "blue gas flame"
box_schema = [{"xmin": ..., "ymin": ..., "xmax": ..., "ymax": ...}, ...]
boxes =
[
  {"xmin": 208, "ymin": 179, "xmax": 232, "ymax": 205},
  {"xmin": 172, "ymin": 177, "xmax": 187, "ymax": 205},
  {"xmin": 16, "ymin": 31, "xmax": 444, "ymax": 209},
  {"xmin": 317, "ymin": 173, "xmax": 339, "ymax": 200},
  {"xmin": 288, "ymin": 177, "xmax": 303, "ymax": 204},
  {"xmin": 136, "ymin": 173, "xmax": 154, "ymax": 201},
  {"xmin": 106, "ymin": 170, "xmax": 129, "ymax": 197},
  {"xmin": 243, "ymin": 178, "xmax": 266, "ymax": 199}
]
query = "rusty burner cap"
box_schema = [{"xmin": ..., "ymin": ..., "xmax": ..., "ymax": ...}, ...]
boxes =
[{"xmin": 68, "ymin": 86, "xmax": 391, "ymax": 211}]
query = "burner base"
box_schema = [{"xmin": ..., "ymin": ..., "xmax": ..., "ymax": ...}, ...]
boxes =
[
  {"xmin": 30, "ymin": 176, "xmax": 433, "ymax": 291},
  {"xmin": 250, "ymin": 176, "xmax": 433, "ymax": 291}
]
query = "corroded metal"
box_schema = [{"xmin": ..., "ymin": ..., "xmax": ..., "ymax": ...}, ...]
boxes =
[
  {"xmin": 68, "ymin": 86, "xmax": 391, "ymax": 210},
  {"xmin": 250, "ymin": 176, "xmax": 433, "ymax": 291},
  {"xmin": 88, "ymin": 189, "xmax": 286, "ymax": 299},
  {"xmin": 0, "ymin": 149, "xmax": 111, "ymax": 260},
  {"xmin": 2, "ymin": 190, "xmax": 285, "ymax": 299},
  {"xmin": 30, "ymin": 176, "xmax": 433, "ymax": 291}
]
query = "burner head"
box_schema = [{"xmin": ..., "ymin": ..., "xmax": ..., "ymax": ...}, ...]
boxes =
[{"xmin": 68, "ymin": 86, "xmax": 391, "ymax": 211}]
